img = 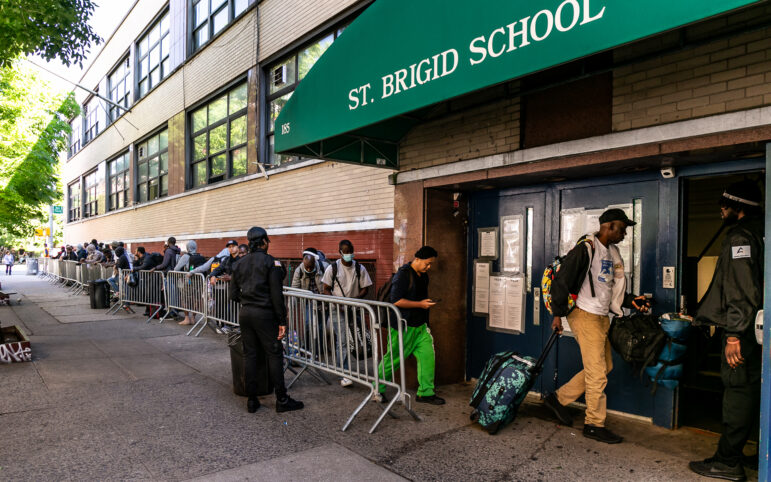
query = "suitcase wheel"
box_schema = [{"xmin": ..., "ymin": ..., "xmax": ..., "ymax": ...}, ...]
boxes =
[{"xmin": 470, "ymin": 409, "xmax": 479, "ymax": 422}]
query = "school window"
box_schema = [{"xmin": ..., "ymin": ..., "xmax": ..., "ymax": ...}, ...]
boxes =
[
  {"xmin": 108, "ymin": 152, "xmax": 130, "ymax": 211},
  {"xmin": 189, "ymin": 82, "xmax": 248, "ymax": 187},
  {"xmin": 136, "ymin": 129, "xmax": 169, "ymax": 203},
  {"xmin": 265, "ymin": 28, "xmax": 344, "ymax": 167},
  {"xmin": 108, "ymin": 56, "xmax": 131, "ymax": 121},
  {"xmin": 191, "ymin": 0, "xmax": 249, "ymax": 52},
  {"xmin": 136, "ymin": 10, "xmax": 170, "ymax": 98},
  {"xmin": 83, "ymin": 98, "xmax": 99, "ymax": 144},
  {"xmin": 68, "ymin": 181, "xmax": 81, "ymax": 222},
  {"xmin": 83, "ymin": 170, "xmax": 99, "ymax": 218},
  {"xmin": 68, "ymin": 117, "xmax": 82, "ymax": 158}
]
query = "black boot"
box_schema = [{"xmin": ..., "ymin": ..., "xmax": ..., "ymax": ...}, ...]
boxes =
[
  {"xmin": 689, "ymin": 457, "xmax": 746, "ymax": 481},
  {"xmin": 543, "ymin": 393, "xmax": 573, "ymax": 426},
  {"xmin": 276, "ymin": 396, "xmax": 304, "ymax": 413},
  {"xmin": 583, "ymin": 424, "xmax": 623, "ymax": 444},
  {"xmin": 247, "ymin": 397, "xmax": 260, "ymax": 413}
]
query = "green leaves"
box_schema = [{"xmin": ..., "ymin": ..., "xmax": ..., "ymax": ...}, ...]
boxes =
[
  {"xmin": 0, "ymin": 0, "xmax": 101, "ymax": 68},
  {"xmin": 0, "ymin": 60, "xmax": 77, "ymax": 236}
]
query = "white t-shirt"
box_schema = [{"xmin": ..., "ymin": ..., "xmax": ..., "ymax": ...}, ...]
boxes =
[
  {"xmin": 576, "ymin": 240, "xmax": 623, "ymax": 316},
  {"xmin": 322, "ymin": 260, "xmax": 373, "ymax": 298}
]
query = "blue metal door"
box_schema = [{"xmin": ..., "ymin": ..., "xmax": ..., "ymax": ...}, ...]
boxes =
[
  {"xmin": 467, "ymin": 188, "xmax": 551, "ymax": 393},
  {"xmin": 550, "ymin": 180, "xmax": 662, "ymax": 420}
]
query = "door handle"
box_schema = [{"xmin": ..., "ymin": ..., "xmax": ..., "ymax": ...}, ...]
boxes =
[{"xmin": 533, "ymin": 287, "xmax": 541, "ymax": 326}]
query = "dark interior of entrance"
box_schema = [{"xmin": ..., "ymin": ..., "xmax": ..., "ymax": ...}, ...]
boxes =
[{"xmin": 679, "ymin": 171, "xmax": 765, "ymax": 434}]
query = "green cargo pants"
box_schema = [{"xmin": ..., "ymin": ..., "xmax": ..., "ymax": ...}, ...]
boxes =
[{"xmin": 377, "ymin": 323, "xmax": 435, "ymax": 397}]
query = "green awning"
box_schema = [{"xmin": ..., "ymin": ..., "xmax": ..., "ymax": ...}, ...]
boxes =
[{"xmin": 275, "ymin": 0, "xmax": 764, "ymax": 168}]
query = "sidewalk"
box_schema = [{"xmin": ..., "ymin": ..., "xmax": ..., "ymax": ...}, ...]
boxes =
[{"xmin": 0, "ymin": 272, "xmax": 757, "ymax": 481}]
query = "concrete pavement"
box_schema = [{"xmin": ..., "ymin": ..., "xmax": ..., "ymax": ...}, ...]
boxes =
[{"xmin": 0, "ymin": 272, "xmax": 758, "ymax": 481}]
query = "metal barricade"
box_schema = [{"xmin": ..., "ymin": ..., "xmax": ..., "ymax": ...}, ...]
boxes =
[
  {"xmin": 207, "ymin": 278, "xmax": 240, "ymax": 329},
  {"xmin": 282, "ymin": 288, "xmax": 420, "ymax": 433},
  {"xmin": 36, "ymin": 258, "xmax": 47, "ymax": 278},
  {"xmin": 61, "ymin": 260, "xmax": 80, "ymax": 292},
  {"xmin": 113, "ymin": 269, "xmax": 167, "ymax": 322},
  {"xmin": 162, "ymin": 271, "xmax": 208, "ymax": 336}
]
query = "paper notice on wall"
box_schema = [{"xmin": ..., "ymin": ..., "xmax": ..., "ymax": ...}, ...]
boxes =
[
  {"xmin": 501, "ymin": 216, "xmax": 523, "ymax": 273},
  {"xmin": 560, "ymin": 208, "xmax": 585, "ymax": 256},
  {"xmin": 473, "ymin": 261, "xmax": 491, "ymax": 314},
  {"xmin": 488, "ymin": 276, "xmax": 507, "ymax": 329},
  {"xmin": 488, "ymin": 275, "xmax": 526, "ymax": 333},
  {"xmin": 504, "ymin": 277, "xmax": 525, "ymax": 333},
  {"xmin": 584, "ymin": 209, "xmax": 605, "ymax": 236},
  {"xmin": 607, "ymin": 203, "xmax": 634, "ymax": 273},
  {"xmin": 480, "ymin": 230, "xmax": 497, "ymax": 258}
]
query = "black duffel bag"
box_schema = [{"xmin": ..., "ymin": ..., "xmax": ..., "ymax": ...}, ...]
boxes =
[{"xmin": 608, "ymin": 313, "xmax": 667, "ymax": 376}]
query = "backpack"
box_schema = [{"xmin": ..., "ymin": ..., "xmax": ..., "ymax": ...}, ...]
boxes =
[
  {"xmin": 378, "ymin": 266, "xmax": 415, "ymax": 303},
  {"xmin": 541, "ymin": 236, "xmax": 595, "ymax": 316},
  {"xmin": 148, "ymin": 252, "xmax": 164, "ymax": 267},
  {"xmin": 608, "ymin": 313, "xmax": 667, "ymax": 377},
  {"xmin": 187, "ymin": 253, "xmax": 207, "ymax": 271}
]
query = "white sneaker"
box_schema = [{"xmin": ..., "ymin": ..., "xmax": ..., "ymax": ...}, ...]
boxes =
[{"xmin": 340, "ymin": 378, "xmax": 353, "ymax": 387}]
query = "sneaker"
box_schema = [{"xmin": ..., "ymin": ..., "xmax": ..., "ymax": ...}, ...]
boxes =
[
  {"xmin": 689, "ymin": 457, "xmax": 746, "ymax": 481},
  {"xmin": 373, "ymin": 392, "xmax": 389, "ymax": 403},
  {"xmin": 416, "ymin": 394, "xmax": 446, "ymax": 405},
  {"xmin": 582, "ymin": 424, "xmax": 623, "ymax": 444},
  {"xmin": 340, "ymin": 378, "xmax": 353, "ymax": 387},
  {"xmin": 247, "ymin": 397, "xmax": 260, "ymax": 413},
  {"xmin": 543, "ymin": 393, "xmax": 573, "ymax": 427},
  {"xmin": 276, "ymin": 396, "xmax": 304, "ymax": 413}
]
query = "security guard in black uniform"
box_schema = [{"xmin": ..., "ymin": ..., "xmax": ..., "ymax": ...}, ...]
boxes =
[
  {"xmin": 690, "ymin": 180, "xmax": 764, "ymax": 481},
  {"xmin": 230, "ymin": 227, "xmax": 303, "ymax": 413}
]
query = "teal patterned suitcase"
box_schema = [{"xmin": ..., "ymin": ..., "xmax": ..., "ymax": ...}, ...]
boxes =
[{"xmin": 470, "ymin": 330, "xmax": 559, "ymax": 434}]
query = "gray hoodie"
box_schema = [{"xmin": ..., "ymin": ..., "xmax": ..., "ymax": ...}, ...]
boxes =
[{"xmin": 174, "ymin": 241, "xmax": 199, "ymax": 271}]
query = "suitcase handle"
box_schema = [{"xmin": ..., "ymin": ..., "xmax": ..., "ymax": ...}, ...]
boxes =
[{"xmin": 531, "ymin": 328, "xmax": 560, "ymax": 375}]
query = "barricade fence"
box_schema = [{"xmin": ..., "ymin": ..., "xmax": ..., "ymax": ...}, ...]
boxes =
[{"xmin": 42, "ymin": 267, "xmax": 419, "ymax": 433}]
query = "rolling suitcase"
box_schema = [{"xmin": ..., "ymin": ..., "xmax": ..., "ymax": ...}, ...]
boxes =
[{"xmin": 470, "ymin": 329, "xmax": 560, "ymax": 434}]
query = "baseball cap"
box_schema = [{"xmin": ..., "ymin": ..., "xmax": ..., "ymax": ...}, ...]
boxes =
[
  {"xmin": 225, "ymin": 240, "xmax": 238, "ymax": 247},
  {"xmin": 599, "ymin": 208, "xmax": 636, "ymax": 226}
]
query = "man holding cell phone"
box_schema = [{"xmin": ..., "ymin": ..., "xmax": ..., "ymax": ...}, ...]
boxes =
[{"xmin": 375, "ymin": 246, "xmax": 445, "ymax": 405}]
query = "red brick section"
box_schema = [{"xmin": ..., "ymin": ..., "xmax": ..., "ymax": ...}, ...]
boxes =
[{"xmin": 136, "ymin": 229, "xmax": 394, "ymax": 291}]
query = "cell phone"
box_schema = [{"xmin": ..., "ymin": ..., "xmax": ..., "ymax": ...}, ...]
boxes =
[{"xmin": 430, "ymin": 298, "xmax": 442, "ymax": 303}]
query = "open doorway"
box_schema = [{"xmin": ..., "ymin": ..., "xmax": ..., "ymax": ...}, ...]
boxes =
[{"xmin": 679, "ymin": 171, "xmax": 765, "ymax": 433}]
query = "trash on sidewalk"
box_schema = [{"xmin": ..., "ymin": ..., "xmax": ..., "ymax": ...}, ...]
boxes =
[{"xmin": 0, "ymin": 324, "xmax": 31, "ymax": 363}]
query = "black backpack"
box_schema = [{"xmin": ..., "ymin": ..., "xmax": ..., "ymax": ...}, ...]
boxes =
[
  {"xmin": 148, "ymin": 252, "xmax": 164, "ymax": 266},
  {"xmin": 608, "ymin": 313, "xmax": 667, "ymax": 377},
  {"xmin": 378, "ymin": 267, "xmax": 415, "ymax": 303},
  {"xmin": 187, "ymin": 253, "xmax": 207, "ymax": 270}
]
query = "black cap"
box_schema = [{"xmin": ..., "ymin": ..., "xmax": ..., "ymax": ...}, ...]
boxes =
[
  {"xmin": 247, "ymin": 227, "xmax": 269, "ymax": 243},
  {"xmin": 599, "ymin": 208, "xmax": 636, "ymax": 226},
  {"xmin": 721, "ymin": 180, "xmax": 762, "ymax": 207},
  {"xmin": 225, "ymin": 240, "xmax": 238, "ymax": 247}
]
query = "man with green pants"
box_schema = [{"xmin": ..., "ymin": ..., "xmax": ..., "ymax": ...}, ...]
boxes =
[{"xmin": 376, "ymin": 246, "xmax": 445, "ymax": 405}]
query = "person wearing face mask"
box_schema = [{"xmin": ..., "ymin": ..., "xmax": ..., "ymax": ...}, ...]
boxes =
[
  {"xmin": 322, "ymin": 239, "xmax": 374, "ymax": 387},
  {"xmin": 689, "ymin": 180, "xmax": 764, "ymax": 482},
  {"xmin": 543, "ymin": 208, "xmax": 651, "ymax": 444}
]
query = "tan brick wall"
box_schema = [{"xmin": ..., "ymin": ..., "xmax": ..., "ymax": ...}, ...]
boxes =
[
  {"xmin": 613, "ymin": 26, "xmax": 771, "ymax": 131},
  {"xmin": 399, "ymin": 91, "xmax": 520, "ymax": 171},
  {"xmin": 258, "ymin": 0, "xmax": 361, "ymax": 61},
  {"xmin": 64, "ymin": 162, "xmax": 394, "ymax": 244},
  {"xmin": 65, "ymin": 12, "xmax": 258, "ymax": 184}
]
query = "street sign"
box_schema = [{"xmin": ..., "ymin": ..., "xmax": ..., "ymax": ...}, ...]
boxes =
[
  {"xmin": 52, "ymin": 206, "xmax": 63, "ymax": 214},
  {"xmin": 34, "ymin": 228, "xmax": 50, "ymax": 237}
]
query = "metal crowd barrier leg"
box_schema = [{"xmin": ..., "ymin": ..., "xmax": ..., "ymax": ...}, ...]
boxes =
[{"xmin": 163, "ymin": 272, "xmax": 208, "ymax": 337}]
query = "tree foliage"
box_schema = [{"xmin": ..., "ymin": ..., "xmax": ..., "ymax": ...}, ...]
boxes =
[
  {"xmin": 0, "ymin": 61, "xmax": 77, "ymax": 237},
  {"xmin": 0, "ymin": 0, "xmax": 101, "ymax": 68}
]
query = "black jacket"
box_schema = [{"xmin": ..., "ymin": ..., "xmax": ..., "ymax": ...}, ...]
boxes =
[
  {"xmin": 230, "ymin": 250, "xmax": 287, "ymax": 325},
  {"xmin": 115, "ymin": 254, "xmax": 130, "ymax": 271},
  {"xmin": 211, "ymin": 254, "xmax": 239, "ymax": 278},
  {"xmin": 696, "ymin": 216, "xmax": 764, "ymax": 336},
  {"xmin": 156, "ymin": 245, "xmax": 181, "ymax": 272},
  {"xmin": 551, "ymin": 237, "xmax": 637, "ymax": 317},
  {"xmin": 133, "ymin": 252, "xmax": 162, "ymax": 272},
  {"xmin": 390, "ymin": 263, "xmax": 429, "ymax": 327}
]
